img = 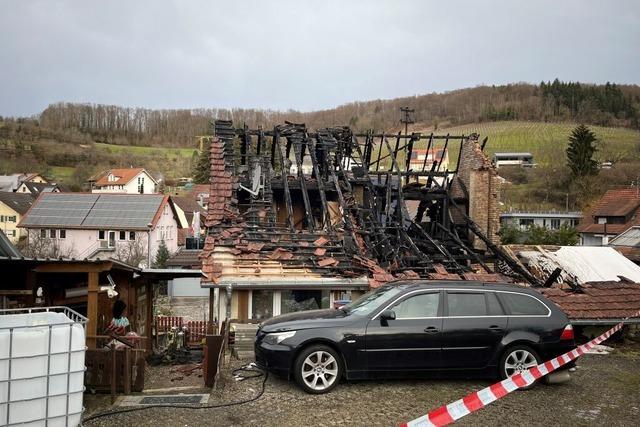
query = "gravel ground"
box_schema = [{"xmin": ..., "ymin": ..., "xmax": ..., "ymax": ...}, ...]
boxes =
[
  {"xmin": 144, "ymin": 364, "xmax": 206, "ymax": 390},
  {"xmin": 83, "ymin": 345, "xmax": 640, "ymax": 427}
]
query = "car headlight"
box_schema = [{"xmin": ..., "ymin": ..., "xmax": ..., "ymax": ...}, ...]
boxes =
[{"xmin": 263, "ymin": 330, "xmax": 296, "ymax": 345}]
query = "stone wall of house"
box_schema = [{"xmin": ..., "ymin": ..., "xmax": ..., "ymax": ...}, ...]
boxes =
[
  {"xmin": 154, "ymin": 295, "xmax": 210, "ymax": 322},
  {"xmin": 450, "ymin": 134, "xmax": 501, "ymax": 251}
]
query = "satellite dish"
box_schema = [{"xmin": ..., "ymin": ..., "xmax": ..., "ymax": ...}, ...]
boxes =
[{"xmin": 239, "ymin": 164, "xmax": 264, "ymax": 196}]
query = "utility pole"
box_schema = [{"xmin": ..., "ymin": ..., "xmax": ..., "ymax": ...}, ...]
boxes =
[{"xmin": 400, "ymin": 106, "xmax": 415, "ymax": 136}]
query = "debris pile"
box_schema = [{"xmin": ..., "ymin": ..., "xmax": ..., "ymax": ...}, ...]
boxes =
[{"xmin": 201, "ymin": 121, "xmax": 532, "ymax": 286}]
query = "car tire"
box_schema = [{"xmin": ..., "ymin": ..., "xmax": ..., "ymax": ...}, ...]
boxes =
[
  {"xmin": 293, "ymin": 344, "xmax": 343, "ymax": 394},
  {"xmin": 499, "ymin": 345, "xmax": 541, "ymax": 390}
]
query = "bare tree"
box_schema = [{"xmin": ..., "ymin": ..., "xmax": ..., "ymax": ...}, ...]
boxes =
[
  {"xmin": 113, "ymin": 239, "xmax": 147, "ymax": 268},
  {"xmin": 19, "ymin": 231, "xmax": 74, "ymax": 259}
]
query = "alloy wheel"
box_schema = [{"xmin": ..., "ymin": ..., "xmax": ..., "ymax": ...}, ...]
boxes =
[
  {"xmin": 504, "ymin": 349, "xmax": 538, "ymax": 377},
  {"xmin": 301, "ymin": 350, "xmax": 339, "ymax": 391}
]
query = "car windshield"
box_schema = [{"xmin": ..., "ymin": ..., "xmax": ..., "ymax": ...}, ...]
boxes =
[{"xmin": 342, "ymin": 285, "xmax": 405, "ymax": 316}]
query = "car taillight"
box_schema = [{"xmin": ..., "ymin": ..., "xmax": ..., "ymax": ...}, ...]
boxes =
[{"xmin": 560, "ymin": 324, "xmax": 574, "ymax": 341}]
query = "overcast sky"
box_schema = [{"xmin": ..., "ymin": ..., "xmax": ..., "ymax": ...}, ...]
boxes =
[{"xmin": 1, "ymin": 0, "xmax": 639, "ymax": 117}]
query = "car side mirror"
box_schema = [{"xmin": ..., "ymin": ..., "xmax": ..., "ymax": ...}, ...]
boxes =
[{"xmin": 380, "ymin": 310, "xmax": 396, "ymax": 321}]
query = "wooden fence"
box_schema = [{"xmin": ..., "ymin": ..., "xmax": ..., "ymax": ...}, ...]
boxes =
[
  {"xmin": 155, "ymin": 316, "xmax": 212, "ymax": 347},
  {"xmin": 85, "ymin": 346, "xmax": 146, "ymax": 401}
]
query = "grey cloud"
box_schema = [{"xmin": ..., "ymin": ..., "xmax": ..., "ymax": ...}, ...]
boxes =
[{"xmin": 1, "ymin": 0, "xmax": 639, "ymax": 116}]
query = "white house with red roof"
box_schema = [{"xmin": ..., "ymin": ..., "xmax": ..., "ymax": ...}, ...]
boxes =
[
  {"xmin": 18, "ymin": 193, "xmax": 184, "ymax": 267},
  {"xmin": 89, "ymin": 168, "xmax": 158, "ymax": 194}
]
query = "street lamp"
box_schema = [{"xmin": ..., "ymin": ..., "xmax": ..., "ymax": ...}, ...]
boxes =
[{"xmin": 147, "ymin": 222, "xmax": 153, "ymax": 268}]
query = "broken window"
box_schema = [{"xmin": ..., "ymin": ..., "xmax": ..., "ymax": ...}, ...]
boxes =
[{"xmin": 280, "ymin": 290, "xmax": 330, "ymax": 314}]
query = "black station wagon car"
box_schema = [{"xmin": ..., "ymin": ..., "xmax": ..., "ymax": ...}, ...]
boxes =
[{"xmin": 255, "ymin": 281, "xmax": 575, "ymax": 393}]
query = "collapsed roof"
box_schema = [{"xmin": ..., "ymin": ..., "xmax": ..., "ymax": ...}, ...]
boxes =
[{"xmin": 201, "ymin": 120, "xmax": 538, "ymax": 288}]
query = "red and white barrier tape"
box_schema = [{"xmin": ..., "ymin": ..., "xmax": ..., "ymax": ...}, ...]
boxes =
[{"xmin": 400, "ymin": 312, "xmax": 640, "ymax": 427}]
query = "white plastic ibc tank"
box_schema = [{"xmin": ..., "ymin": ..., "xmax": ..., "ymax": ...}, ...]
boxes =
[{"xmin": 0, "ymin": 309, "xmax": 86, "ymax": 427}]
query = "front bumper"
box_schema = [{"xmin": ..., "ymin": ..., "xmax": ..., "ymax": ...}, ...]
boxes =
[{"xmin": 254, "ymin": 339, "xmax": 296, "ymax": 379}]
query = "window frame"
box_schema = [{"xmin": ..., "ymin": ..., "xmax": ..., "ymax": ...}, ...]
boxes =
[
  {"xmin": 385, "ymin": 291, "xmax": 443, "ymax": 320},
  {"xmin": 49, "ymin": 229, "xmax": 56, "ymax": 239},
  {"xmin": 98, "ymin": 230, "xmax": 106, "ymax": 240},
  {"xmin": 119, "ymin": 230, "xmax": 126, "ymax": 241},
  {"xmin": 59, "ymin": 229, "xmax": 66, "ymax": 239},
  {"xmin": 40, "ymin": 229, "xmax": 47, "ymax": 238},
  {"xmin": 497, "ymin": 291, "xmax": 551, "ymax": 317},
  {"xmin": 373, "ymin": 288, "xmax": 551, "ymax": 319},
  {"xmin": 445, "ymin": 291, "xmax": 489, "ymax": 317}
]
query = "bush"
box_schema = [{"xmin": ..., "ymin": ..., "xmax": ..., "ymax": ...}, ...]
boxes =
[{"xmin": 499, "ymin": 224, "xmax": 579, "ymax": 246}]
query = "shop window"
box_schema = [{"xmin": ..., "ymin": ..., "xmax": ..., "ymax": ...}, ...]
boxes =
[
  {"xmin": 251, "ymin": 290, "xmax": 274, "ymax": 320},
  {"xmin": 280, "ymin": 290, "xmax": 330, "ymax": 314}
]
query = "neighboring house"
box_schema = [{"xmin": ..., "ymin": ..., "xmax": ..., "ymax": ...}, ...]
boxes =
[
  {"xmin": 21, "ymin": 173, "xmax": 49, "ymax": 184},
  {"xmin": 0, "ymin": 192, "xmax": 35, "ymax": 243},
  {"xmin": 608, "ymin": 226, "xmax": 640, "ymax": 265},
  {"xmin": 492, "ymin": 152, "xmax": 534, "ymax": 168},
  {"xmin": 500, "ymin": 210, "xmax": 582, "ymax": 230},
  {"xmin": 578, "ymin": 187, "xmax": 640, "ymax": 246},
  {"xmin": 409, "ymin": 148, "xmax": 449, "ymax": 171},
  {"xmin": 89, "ymin": 168, "xmax": 158, "ymax": 194},
  {"xmin": 16, "ymin": 181, "xmax": 60, "ymax": 196},
  {"xmin": 18, "ymin": 193, "xmax": 181, "ymax": 267}
]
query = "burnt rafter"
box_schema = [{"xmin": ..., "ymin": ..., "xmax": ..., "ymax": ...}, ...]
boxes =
[{"xmin": 201, "ymin": 119, "xmax": 517, "ymax": 287}]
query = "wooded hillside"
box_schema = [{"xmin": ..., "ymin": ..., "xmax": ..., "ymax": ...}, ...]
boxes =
[{"xmin": 22, "ymin": 80, "xmax": 640, "ymax": 148}]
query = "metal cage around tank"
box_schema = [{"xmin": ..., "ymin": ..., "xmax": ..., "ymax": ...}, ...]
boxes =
[{"xmin": 0, "ymin": 306, "xmax": 88, "ymax": 427}]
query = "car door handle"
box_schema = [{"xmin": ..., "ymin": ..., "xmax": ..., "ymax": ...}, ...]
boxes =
[
  {"xmin": 424, "ymin": 326, "xmax": 439, "ymax": 334},
  {"xmin": 489, "ymin": 325, "xmax": 503, "ymax": 332}
]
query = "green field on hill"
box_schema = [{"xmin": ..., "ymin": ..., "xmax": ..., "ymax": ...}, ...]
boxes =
[
  {"xmin": 49, "ymin": 166, "xmax": 75, "ymax": 182},
  {"xmin": 429, "ymin": 121, "xmax": 639, "ymax": 167},
  {"xmin": 93, "ymin": 143, "xmax": 195, "ymax": 161}
]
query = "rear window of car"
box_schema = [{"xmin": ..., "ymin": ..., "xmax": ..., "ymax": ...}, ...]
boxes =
[
  {"xmin": 447, "ymin": 292, "xmax": 486, "ymax": 316},
  {"xmin": 498, "ymin": 292, "xmax": 549, "ymax": 316},
  {"xmin": 486, "ymin": 292, "xmax": 504, "ymax": 315}
]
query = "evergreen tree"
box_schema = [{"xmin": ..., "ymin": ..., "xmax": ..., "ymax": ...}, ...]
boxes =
[
  {"xmin": 566, "ymin": 124, "xmax": 598, "ymax": 178},
  {"xmin": 153, "ymin": 240, "xmax": 171, "ymax": 268},
  {"xmin": 192, "ymin": 141, "xmax": 210, "ymax": 184}
]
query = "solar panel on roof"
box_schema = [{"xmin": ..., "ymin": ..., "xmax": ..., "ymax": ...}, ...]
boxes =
[
  {"xmin": 19, "ymin": 193, "xmax": 98, "ymax": 227},
  {"xmin": 20, "ymin": 193, "xmax": 165, "ymax": 229}
]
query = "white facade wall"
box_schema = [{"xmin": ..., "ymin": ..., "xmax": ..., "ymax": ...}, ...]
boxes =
[
  {"xmin": 501, "ymin": 215, "xmax": 581, "ymax": 230},
  {"xmin": 25, "ymin": 204, "xmax": 179, "ymax": 267},
  {"xmin": 92, "ymin": 171, "xmax": 157, "ymax": 194},
  {"xmin": 168, "ymin": 278, "xmax": 209, "ymax": 297}
]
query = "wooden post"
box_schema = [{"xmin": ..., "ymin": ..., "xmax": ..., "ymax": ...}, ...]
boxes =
[
  {"xmin": 87, "ymin": 271, "xmax": 99, "ymax": 349},
  {"xmin": 123, "ymin": 347, "xmax": 132, "ymax": 395},
  {"xmin": 110, "ymin": 343, "xmax": 117, "ymax": 404}
]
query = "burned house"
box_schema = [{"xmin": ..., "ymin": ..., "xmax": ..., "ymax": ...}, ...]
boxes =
[{"xmin": 200, "ymin": 121, "xmax": 536, "ymax": 323}]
